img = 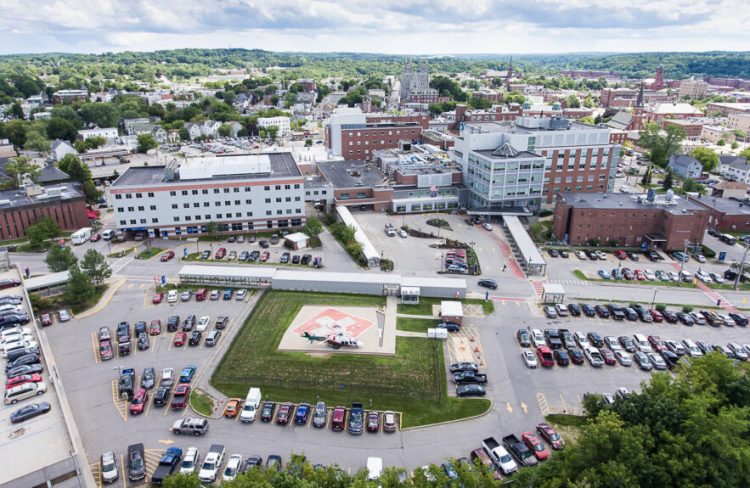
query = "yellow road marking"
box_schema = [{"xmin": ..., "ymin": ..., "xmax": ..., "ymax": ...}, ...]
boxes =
[
  {"xmin": 112, "ymin": 380, "xmax": 128, "ymax": 422},
  {"xmin": 158, "ymin": 439, "xmax": 175, "ymax": 445},
  {"xmin": 506, "ymin": 402, "xmax": 513, "ymax": 413},
  {"xmin": 91, "ymin": 332, "xmax": 100, "ymax": 364},
  {"xmin": 536, "ymin": 392, "xmax": 549, "ymax": 416},
  {"xmin": 521, "ymin": 402, "xmax": 528, "ymax": 414},
  {"xmin": 121, "ymin": 454, "xmax": 127, "ymax": 488}
]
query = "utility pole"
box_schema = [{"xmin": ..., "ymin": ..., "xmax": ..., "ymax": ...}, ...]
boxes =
[{"xmin": 734, "ymin": 242, "xmax": 749, "ymax": 290}]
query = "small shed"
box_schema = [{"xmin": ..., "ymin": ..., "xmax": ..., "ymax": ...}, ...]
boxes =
[
  {"xmin": 542, "ymin": 283, "xmax": 565, "ymax": 304},
  {"xmin": 440, "ymin": 300, "xmax": 464, "ymax": 325},
  {"xmin": 284, "ymin": 232, "xmax": 309, "ymax": 250},
  {"xmin": 400, "ymin": 286, "xmax": 420, "ymax": 305}
]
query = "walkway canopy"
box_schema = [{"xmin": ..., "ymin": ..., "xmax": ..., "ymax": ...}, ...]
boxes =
[
  {"xmin": 335, "ymin": 206, "xmax": 380, "ymax": 267},
  {"xmin": 503, "ymin": 215, "xmax": 546, "ymax": 276}
]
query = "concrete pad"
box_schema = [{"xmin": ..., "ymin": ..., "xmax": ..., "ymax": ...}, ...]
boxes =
[{"xmin": 278, "ymin": 305, "xmax": 396, "ymax": 355}]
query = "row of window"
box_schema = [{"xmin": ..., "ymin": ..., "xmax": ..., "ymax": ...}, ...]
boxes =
[
  {"xmin": 117, "ymin": 195, "xmax": 303, "ymax": 214},
  {"xmin": 119, "ymin": 208, "xmax": 303, "ymax": 226},
  {"xmin": 113, "ymin": 184, "xmax": 302, "ymax": 200},
  {"xmin": 348, "ymin": 129, "xmax": 419, "ymax": 137},
  {"xmin": 163, "ymin": 219, "xmax": 304, "ymax": 235}
]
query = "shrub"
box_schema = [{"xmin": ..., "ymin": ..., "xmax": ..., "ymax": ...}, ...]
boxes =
[
  {"xmin": 539, "ymin": 209, "xmax": 554, "ymax": 218},
  {"xmin": 682, "ymin": 305, "xmax": 694, "ymax": 313},
  {"xmin": 656, "ymin": 303, "xmax": 666, "ymax": 312}
]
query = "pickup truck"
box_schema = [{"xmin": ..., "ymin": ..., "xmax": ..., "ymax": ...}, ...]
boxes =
[
  {"xmin": 151, "ymin": 447, "xmax": 183, "ymax": 485},
  {"xmin": 348, "ymin": 402, "xmax": 364, "ymax": 435},
  {"xmin": 199, "ymin": 444, "xmax": 225, "ymax": 483},
  {"xmin": 118, "ymin": 368, "xmax": 135, "ymax": 400},
  {"xmin": 502, "ymin": 434, "xmax": 538, "ymax": 467},
  {"xmin": 482, "ymin": 437, "xmax": 517, "ymax": 475}
]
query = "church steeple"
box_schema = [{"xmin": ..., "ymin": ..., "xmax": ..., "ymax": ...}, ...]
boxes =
[{"xmin": 636, "ymin": 81, "xmax": 644, "ymax": 108}]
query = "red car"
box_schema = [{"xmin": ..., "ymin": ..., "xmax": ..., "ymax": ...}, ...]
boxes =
[
  {"xmin": 173, "ymin": 331, "xmax": 187, "ymax": 347},
  {"xmin": 149, "ymin": 320, "xmax": 162, "ymax": 335},
  {"xmin": 648, "ymin": 335, "xmax": 667, "ymax": 352},
  {"xmin": 366, "ymin": 411, "xmax": 380, "ymax": 433},
  {"xmin": 90, "ymin": 233, "xmax": 101, "ymax": 242},
  {"xmin": 522, "ymin": 431, "xmax": 550, "ymax": 461},
  {"xmin": 215, "ymin": 248, "xmax": 227, "ymax": 259},
  {"xmin": 160, "ymin": 250, "xmax": 175, "ymax": 262},
  {"xmin": 152, "ymin": 292, "xmax": 164, "ymax": 304},
  {"xmin": 5, "ymin": 374, "xmax": 42, "ymax": 389},
  {"xmin": 40, "ymin": 313, "xmax": 53, "ymax": 327},
  {"xmin": 171, "ymin": 383, "xmax": 190, "ymax": 409},
  {"xmin": 260, "ymin": 251, "xmax": 270, "ymax": 262},
  {"xmin": 537, "ymin": 422, "xmax": 565, "ymax": 450},
  {"xmin": 99, "ymin": 339, "xmax": 114, "ymax": 361},
  {"xmin": 614, "ymin": 250, "xmax": 627, "ymax": 260},
  {"xmin": 536, "ymin": 346, "xmax": 554, "ymax": 367},
  {"xmin": 129, "ymin": 388, "xmax": 148, "ymax": 415},
  {"xmin": 634, "ymin": 269, "xmax": 645, "ymax": 280},
  {"xmin": 650, "ymin": 309, "xmax": 664, "ymax": 323},
  {"xmin": 599, "ymin": 347, "xmax": 617, "ymax": 365},
  {"xmin": 276, "ymin": 402, "xmax": 293, "ymax": 424}
]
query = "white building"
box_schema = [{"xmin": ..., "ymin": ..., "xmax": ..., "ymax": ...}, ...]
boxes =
[
  {"xmin": 50, "ymin": 140, "xmax": 77, "ymax": 161},
  {"xmin": 326, "ymin": 107, "xmax": 367, "ymax": 157},
  {"xmin": 701, "ymin": 125, "xmax": 735, "ymax": 144},
  {"xmin": 77, "ymin": 127, "xmax": 118, "ymax": 141},
  {"xmin": 720, "ymin": 156, "xmax": 750, "ymax": 183},
  {"xmin": 727, "ymin": 113, "xmax": 750, "ymax": 133},
  {"xmin": 257, "ymin": 116, "xmax": 291, "ymax": 137},
  {"xmin": 679, "ymin": 79, "xmax": 709, "ymax": 99},
  {"xmin": 111, "ymin": 152, "xmax": 306, "ymax": 238}
]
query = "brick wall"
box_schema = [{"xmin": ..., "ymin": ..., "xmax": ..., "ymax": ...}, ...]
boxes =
[{"xmin": 0, "ymin": 197, "xmax": 88, "ymax": 240}]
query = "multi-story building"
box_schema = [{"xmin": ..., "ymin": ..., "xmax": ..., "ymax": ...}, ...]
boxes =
[
  {"xmin": 679, "ymin": 79, "xmax": 709, "ymax": 99},
  {"xmin": 689, "ymin": 195, "xmax": 750, "ymax": 232},
  {"xmin": 553, "ymin": 191, "xmax": 709, "ymax": 250},
  {"xmin": 51, "ymin": 89, "xmax": 89, "ymax": 104},
  {"xmin": 326, "ymin": 107, "xmax": 423, "ymax": 159},
  {"xmin": 0, "ymin": 183, "xmax": 87, "ymax": 240},
  {"xmin": 77, "ymin": 127, "xmax": 118, "ymax": 141},
  {"xmin": 399, "ymin": 60, "xmax": 442, "ymax": 104},
  {"xmin": 646, "ymin": 103, "xmax": 703, "ymax": 126},
  {"xmin": 727, "ymin": 113, "xmax": 750, "ymax": 133},
  {"xmin": 110, "ymin": 153, "xmax": 305, "ymax": 238},
  {"xmin": 701, "ymin": 125, "xmax": 736, "ymax": 144},
  {"xmin": 720, "ymin": 155, "xmax": 750, "ymax": 183},
  {"xmin": 451, "ymin": 116, "xmax": 619, "ymax": 211},
  {"xmin": 663, "ymin": 119, "xmax": 707, "ymax": 140},
  {"xmin": 257, "ymin": 116, "xmax": 291, "ymax": 137},
  {"xmin": 706, "ymin": 102, "xmax": 750, "ymax": 116}
]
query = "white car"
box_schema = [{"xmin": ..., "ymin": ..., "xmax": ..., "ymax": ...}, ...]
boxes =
[
  {"xmin": 605, "ymin": 336, "xmax": 622, "ymax": 352},
  {"xmin": 482, "ymin": 223, "xmax": 493, "ymax": 231},
  {"xmin": 161, "ymin": 368, "xmax": 175, "ymax": 387},
  {"xmin": 0, "ymin": 333, "xmax": 32, "ymax": 346},
  {"xmin": 682, "ymin": 340, "xmax": 702, "ymax": 357},
  {"xmin": 575, "ymin": 251, "xmax": 587, "ymax": 260},
  {"xmin": 522, "ymin": 349, "xmax": 538, "ymax": 368},
  {"xmin": 236, "ymin": 289, "xmax": 248, "ymax": 301},
  {"xmin": 596, "ymin": 251, "xmax": 608, "ymax": 260},
  {"xmin": 167, "ymin": 290, "xmax": 178, "ymax": 303},
  {"xmin": 530, "ymin": 329, "xmax": 545, "ymax": 348},
  {"xmin": 709, "ymin": 272, "xmax": 725, "ymax": 284},
  {"xmin": 0, "ymin": 326, "xmax": 30, "ymax": 339},
  {"xmin": 695, "ymin": 270, "xmax": 712, "ymax": 283},
  {"xmin": 668, "ymin": 271, "xmax": 679, "ymax": 282},
  {"xmin": 180, "ymin": 447, "xmax": 200, "ymax": 475},
  {"xmin": 693, "ymin": 254, "xmax": 706, "ymax": 263},
  {"xmin": 555, "ymin": 304, "xmax": 569, "ymax": 317},
  {"xmin": 643, "ymin": 269, "xmax": 656, "ymax": 281},
  {"xmin": 718, "ymin": 313, "xmax": 735, "ymax": 327},
  {"xmin": 222, "ymin": 454, "xmax": 243, "ymax": 482},
  {"xmin": 2, "ymin": 340, "xmax": 38, "ymax": 357},
  {"xmin": 398, "ymin": 229, "xmax": 407, "ymax": 238},
  {"xmin": 58, "ymin": 309, "xmax": 70, "ymax": 322},
  {"xmin": 574, "ymin": 331, "xmax": 589, "ymax": 349},
  {"xmin": 100, "ymin": 452, "xmax": 119, "ymax": 484},
  {"xmin": 196, "ymin": 316, "xmax": 211, "ymax": 332}
]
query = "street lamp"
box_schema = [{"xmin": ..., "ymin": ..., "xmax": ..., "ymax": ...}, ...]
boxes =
[
  {"xmin": 679, "ymin": 239, "xmax": 690, "ymax": 277},
  {"xmin": 650, "ymin": 288, "xmax": 658, "ymax": 308},
  {"xmin": 734, "ymin": 242, "xmax": 749, "ymax": 290}
]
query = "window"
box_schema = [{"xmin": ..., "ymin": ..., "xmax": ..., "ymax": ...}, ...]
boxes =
[
  {"xmin": 275, "ymin": 185, "xmax": 281, "ymax": 190},
  {"xmin": 214, "ymin": 189, "xmax": 220, "ymax": 194},
  {"xmin": 137, "ymin": 206, "xmax": 144, "ymax": 211},
  {"xmin": 245, "ymin": 199, "xmax": 252, "ymax": 204},
  {"xmin": 185, "ymin": 216, "xmax": 191, "ymax": 221},
  {"xmin": 147, "ymin": 192, "xmax": 154, "ymax": 197},
  {"xmin": 127, "ymin": 206, "xmax": 134, "ymax": 212},
  {"xmin": 267, "ymin": 221, "xmax": 273, "ymax": 229},
  {"xmin": 264, "ymin": 186, "xmax": 270, "ymax": 191},
  {"xmin": 173, "ymin": 216, "xmax": 180, "ymax": 222},
  {"xmin": 202, "ymin": 189, "xmax": 208, "ymax": 194},
  {"xmin": 119, "ymin": 220, "xmax": 126, "ymax": 225},
  {"xmin": 234, "ymin": 200, "xmax": 240, "ymax": 205},
  {"xmin": 285, "ymin": 197, "xmax": 291, "ymax": 202},
  {"xmin": 215, "ymin": 201, "xmax": 221, "ymax": 206},
  {"xmin": 286, "ymin": 209, "xmax": 292, "ymax": 214},
  {"xmin": 233, "ymin": 188, "xmax": 239, "ymax": 193},
  {"xmin": 266, "ymin": 210, "xmax": 272, "ymax": 216},
  {"xmin": 115, "ymin": 194, "xmax": 122, "ymax": 200},
  {"xmin": 117, "ymin": 207, "xmax": 124, "ymax": 212},
  {"xmin": 169, "ymin": 191, "xmax": 176, "ymax": 196},
  {"xmin": 284, "ymin": 184, "xmax": 290, "ymax": 190},
  {"xmin": 130, "ymin": 219, "xmax": 136, "ymax": 224},
  {"xmin": 205, "ymin": 214, "xmax": 211, "ymax": 220},
  {"xmin": 150, "ymin": 205, "xmax": 156, "ymax": 210},
  {"xmin": 225, "ymin": 201, "xmax": 231, "ymax": 206},
  {"xmin": 235, "ymin": 212, "xmax": 241, "ymax": 217},
  {"xmin": 294, "ymin": 196, "xmax": 301, "ymax": 201},
  {"xmin": 183, "ymin": 203, "xmax": 190, "ymax": 208},
  {"xmin": 192, "ymin": 190, "xmax": 198, "ymax": 195},
  {"xmin": 294, "ymin": 184, "xmax": 300, "ymax": 189},
  {"xmin": 265, "ymin": 198, "xmax": 271, "ymax": 203},
  {"xmin": 246, "ymin": 211, "xmax": 253, "ymax": 217},
  {"xmin": 216, "ymin": 213, "xmax": 223, "ymax": 218},
  {"xmin": 181, "ymin": 190, "xmax": 188, "ymax": 196},
  {"xmin": 125, "ymin": 193, "xmax": 132, "ymax": 199},
  {"xmin": 171, "ymin": 204, "xmax": 178, "ymax": 209},
  {"xmin": 151, "ymin": 218, "xmax": 158, "ymax": 223},
  {"xmin": 276, "ymin": 198, "xmax": 282, "ymax": 203},
  {"xmin": 244, "ymin": 187, "xmax": 251, "ymax": 192},
  {"xmin": 223, "ymin": 188, "xmax": 230, "ymax": 193}
]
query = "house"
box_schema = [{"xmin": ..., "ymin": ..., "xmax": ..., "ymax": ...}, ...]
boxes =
[
  {"xmin": 184, "ymin": 123, "xmax": 203, "ymax": 141},
  {"xmin": 50, "ymin": 139, "xmax": 77, "ymax": 162},
  {"xmin": 150, "ymin": 126, "xmax": 168, "ymax": 144},
  {"xmin": 225, "ymin": 121, "xmax": 243, "ymax": 137},
  {"xmin": 720, "ymin": 155, "xmax": 750, "ymax": 183},
  {"xmin": 77, "ymin": 127, "xmax": 119, "ymax": 141},
  {"xmin": 668, "ymin": 154, "xmax": 703, "ymax": 179},
  {"xmin": 711, "ymin": 181, "xmax": 747, "ymax": 199},
  {"xmin": 0, "ymin": 139, "xmax": 16, "ymax": 158},
  {"xmin": 184, "ymin": 120, "xmax": 221, "ymax": 140}
]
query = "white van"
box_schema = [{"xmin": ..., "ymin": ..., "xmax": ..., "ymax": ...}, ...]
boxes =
[
  {"xmin": 101, "ymin": 229, "xmax": 115, "ymax": 241},
  {"xmin": 367, "ymin": 457, "xmax": 383, "ymax": 481},
  {"xmin": 167, "ymin": 290, "xmax": 178, "ymax": 303},
  {"xmin": 71, "ymin": 227, "xmax": 92, "ymax": 245},
  {"xmin": 5, "ymin": 382, "xmax": 47, "ymax": 405},
  {"xmin": 239, "ymin": 388, "xmax": 261, "ymax": 423}
]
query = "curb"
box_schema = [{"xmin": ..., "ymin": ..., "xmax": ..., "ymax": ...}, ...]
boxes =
[
  {"xmin": 189, "ymin": 388, "xmax": 223, "ymax": 419},
  {"xmin": 400, "ymin": 399, "xmax": 494, "ymax": 431},
  {"xmin": 75, "ymin": 278, "xmax": 126, "ymax": 319}
]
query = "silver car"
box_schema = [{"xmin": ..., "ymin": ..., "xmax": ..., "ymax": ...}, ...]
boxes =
[
  {"xmin": 101, "ymin": 451, "xmax": 119, "ymax": 483},
  {"xmin": 615, "ymin": 350, "xmax": 632, "ymax": 366}
]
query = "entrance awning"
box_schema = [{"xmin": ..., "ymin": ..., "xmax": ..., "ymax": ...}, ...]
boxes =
[{"xmin": 644, "ymin": 234, "xmax": 666, "ymax": 242}]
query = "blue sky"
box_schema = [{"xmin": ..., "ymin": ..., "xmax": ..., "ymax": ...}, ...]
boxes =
[{"xmin": 0, "ymin": 0, "xmax": 747, "ymax": 55}]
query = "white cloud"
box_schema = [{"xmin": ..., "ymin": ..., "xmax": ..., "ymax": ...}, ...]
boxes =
[{"xmin": 0, "ymin": 0, "xmax": 747, "ymax": 54}]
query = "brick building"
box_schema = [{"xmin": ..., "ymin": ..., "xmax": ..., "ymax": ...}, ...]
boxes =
[
  {"xmin": 553, "ymin": 191, "xmax": 709, "ymax": 250},
  {"xmin": 663, "ymin": 119, "xmax": 706, "ymax": 140},
  {"xmin": 689, "ymin": 195, "xmax": 750, "ymax": 233},
  {"xmin": 0, "ymin": 183, "xmax": 88, "ymax": 240}
]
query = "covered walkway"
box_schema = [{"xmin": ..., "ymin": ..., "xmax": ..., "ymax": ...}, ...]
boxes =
[{"xmin": 502, "ymin": 215, "xmax": 546, "ymax": 276}]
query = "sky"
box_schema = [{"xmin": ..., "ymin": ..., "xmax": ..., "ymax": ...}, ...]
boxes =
[{"xmin": 0, "ymin": 0, "xmax": 748, "ymax": 55}]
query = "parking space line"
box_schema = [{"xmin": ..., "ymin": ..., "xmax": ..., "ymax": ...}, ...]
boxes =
[
  {"xmin": 536, "ymin": 392, "xmax": 550, "ymax": 416},
  {"xmin": 121, "ymin": 454, "xmax": 127, "ymax": 488},
  {"xmin": 111, "ymin": 380, "xmax": 128, "ymax": 422},
  {"xmin": 91, "ymin": 332, "xmax": 100, "ymax": 364},
  {"xmin": 559, "ymin": 393, "xmax": 568, "ymax": 413}
]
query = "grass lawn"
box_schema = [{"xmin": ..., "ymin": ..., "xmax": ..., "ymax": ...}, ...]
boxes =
[
  {"xmin": 30, "ymin": 284, "xmax": 108, "ymax": 315},
  {"xmin": 397, "ymin": 317, "xmax": 434, "ymax": 332},
  {"xmin": 212, "ymin": 291, "xmax": 490, "ymax": 428},
  {"xmin": 397, "ymin": 296, "xmax": 494, "ymax": 316},
  {"xmin": 190, "ymin": 389, "xmax": 215, "ymax": 416},
  {"xmin": 108, "ymin": 247, "xmax": 135, "ymax": 258},
  {"xmin": 135, "ymin": 247, "xmax": 164, "ymax": 260}
]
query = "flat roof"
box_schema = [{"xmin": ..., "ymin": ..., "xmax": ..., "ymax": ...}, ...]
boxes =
[
  {"xmin": 178, "ymin": 264, "xmax": 277, "ymax": 279},
  {"xmin": 558, "ymin": 191, "xmax": 707, "ymax": 215},
  {"xmin": 401, "ymin": 276, "xmax": 467, "ymax": 290},
  {"xmin": 274, "ymin": 269, "xmax": 400, "ymax": 284},
  {"xmin": 318, "ymin": 160, "xmax": 386, "ymax": 189},
  {"xmin": 691, "ymin": 196, "xmax": 750, "ymax": 216},
  {"xmin": 23, "ymin": 271, "xmax": 70, "ymax": 291},
  {"xmin": 0, "ymin": 183, "xmax": 83, "ymax": 209},
  {"xmin": 441, "ymin": 300, "xmax": 463, "ymax": 317},
  {"xmin": 113, "ymin": 152, "xmax": 301, "ymax": 187},
  {"xmin": 1, "ymin": 268, "xmax": 76, "ymax": 485},
  {"xmin": 504, "ymin": 215, "xmax": 546, "ymax": 266}
]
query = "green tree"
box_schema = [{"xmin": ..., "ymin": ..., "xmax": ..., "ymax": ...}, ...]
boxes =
[
  {"xmin": 78, "ymin": 103, "xmax": 120, "ymax": 128},
  {"xmin": 663, "ymin": 170, "xmax": 674, "ymax": 189},
  {"xmin": 304, "ymin": 138, "xmax": 312, "ymax": 147},
  {"xmin": 302, "ymin": 217, "xmax": 323, "ymax": 238},
  {"xmin": 566, "ymin": 94, "xmax": 581, "ymax": 108},
  {"xmin": 24, "ymin": 128, "xmax": 50, "ymax": 154},
  {"xmin": 79, "ymin": 249, "xmax": 111, "ymax": 286},
  {"xmin": 732, "ymin": 141, "xmax": 739, "ymax": 149},
  {"xmin": 57, "ymin": 154, "xmax": 92, "ymax": 182},
  {"xmin": 717, "ymin": 138, "xmax": 726, "ymax": 146},
  {"xmin": 83, "ymin": 179, "xmax": 101, "ymax": 204},
  {"xmin": 45, "ymin": 117, "xmax": 78, "ymax": 142},
  {"xmin": 64, "ymin": 263, "xmax": 95, "ymax": 308},
  {"xmin": 641, "ymin": 166, "xmax": 651, "ymax": 186},
  {"xmin": 741, "ymin": 148, "xmax": 750, "ymax": 160},
  {"xmin": 267, "ymin": 125, "xmax": 279, "ymax": 142},
  {"xmin": 682, "ymin": 178, "xmax": 704, "ymax": 194},
  {"xmin": 45, "ymin": 245, "xmax": 78, "ymax": 272},
  {"xmin": 4, "ymin": 119, "xmax": 28, "ymax": 147},
  {"xmin": 8, "ymin": 102, "xmax": 24, "ymax": 119},
  {"xmin": 639, "ymin": 123, "xmax": 686, "ymax": 166},
  {"xmin": 137, "ymin": 133, "xmax": 158, "ymax": 153},
  {"xmin": 26, "ymin": 217, "xmax": 61, "ymax": 249},
  {"xmin": 218, "ymin": 123, "xmax": 232, "ymax": 138},
  {"xmin": 691, "ymin": 146, "xmax": 719, "ymax": 172},
  {"xmin": 162, "ymin": 473, "xmax": 202, "ymax": 488},
  {"xmin": 4, "ymin": 156, "xmax": 40, "ymax": 185}
]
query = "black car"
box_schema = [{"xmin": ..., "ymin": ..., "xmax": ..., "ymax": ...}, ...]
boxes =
[
  {"xmin": 453, "ymin": 371, "xmax": 488, "ymax": 384},
  {"xmin": 607, "ymin": 306, "xmax": 625, "ymax": 321},
  {"xmin": 5, "ymin": 353, "xmax": 40, "ymax": 373},
  {"xmin": 153, "ymin": 386, "xmax": 171, "ymax": 407},
  {"xmin": 437, "ymin": 322, "xmax": 461, "ymax": 332},
  {"xmin": 449, "ymin": 362, "xmax": 479, "ymax": 373},
  {"xmin": 243, "ymin": 456, "xmax": 263, "ymax": 473},
  {"xmin": 259, "ymin": 240, "xmax": 269, "ymax": 248},
  {"xmin": 554, "ymin": 349, "xmax": 570, "ymax": 366},
  {"xmin": 618, "ymin": 336, "xmax": 637, "ymax": 353},
  {"xmin": 6, "ymin": 345, "xmax": 40, "ymax": 362},
  {"xmin": 456, "ymin": 384, "xmax": 486, "ymax": 397},
  {"xmin": 248, "ymin": 251, "xmax": 260, "ymax": 262},
  {"xmin": 661, "ymin": 350, "xmax": 680, "ymax": 369},
  {"xmin": 137, "ymin": 333, "xmax": 149, "ymax": 350},
  {"xmin": 182, "ymin": 314, "xmax": 196, "ymax": 331},
  {"xmin": 581, "ymin": 304, "xmax": 597, "ymax": 317},
  {"xmin": 10, "ymin": 402, "xmax": 51, "ymax": 423},
  {"xmin": 623, "ymin": 307, "xmax": 638, "ymax": 321},
  {"xmin": 696, "ymin": 341, "xmax": 713, "ymax": 355},
  {"xmin": 116, "ymin": 322, "xmax": 130, "ymax": 342},
  {"xmin": 544, "ymin": 329, "xmax": 563, "ymax": 349},
  {"xmin": 166, "ymin": 315, "xmax": 180, "ymax": 332},
  {"xmin": 594, "ymin": 305, "xmax": 610, "ymax": 318},
  {"xmin": 547, "ymin": 249, "xmax": 560, "ymax": 257},
  {"xmin": 266, "ymin": 455, "xmax": 282, "ymax": 471},
  {"xmin": 677, "ymin": 312, "xmax": 695, "ymax": 326},
  {"xmin": 627, "ymin": 251, "xmax": 640, "ymax": 261},
  {"xmin": 567, "ymin": 303, "xmax": 581, "ymax": 316},
  {"xmin": 134, "ymin": 321, "xmax": 147, "ymax": 335},
  {"xmin": 188, "ymin": 330, "xmax": 202, "ymax": 346},
  {"xmin": 730, "ymin": 313, "xmax": 749, "ymax": 326},
  {"xmin": 568, "ymin": 347, "xmax": 584, "ymax": 365},
  {"xmin": 280, "ymin": 252, "xmax": 290, "ymax": 264},
  {"xmin": 261, "ymin": 401, "xmax": 276, "ymax": 422},
  {"xmin": 516, "ymin": 329, "xmax": 531, "ymax": 347},
  {"xmin": 724, "ymin": 269, "xmax": 739, "ymax": 281},
  {"xmin": 478, "ymin": 279, "xmax": 497, "ymax": 290},
  {"xmin": 558, "ymin": 329, "xmax": 576, "ymax": 349},
  {"xmin": 128, "ymin": 444, "xmax": 146, "ymax": 481},
  {"xmin": 5, "ymin": 363, "xmax": 43, "ymax": 378},
  {"xmin": 662, "ymin": 310, "xmax": 679, "ymax": 324},
  {"xmin": 587, "ymin": 332, "xmax": 604, "ymax": 348}
]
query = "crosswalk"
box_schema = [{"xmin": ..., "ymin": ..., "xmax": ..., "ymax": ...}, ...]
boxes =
[
  {"xmin": 548, "ymin": 279, "xmax": 591, "ymax": 286},
  {"xmin": 530, "ymin": 280, "xmax": 546, "ymax": 296}
]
